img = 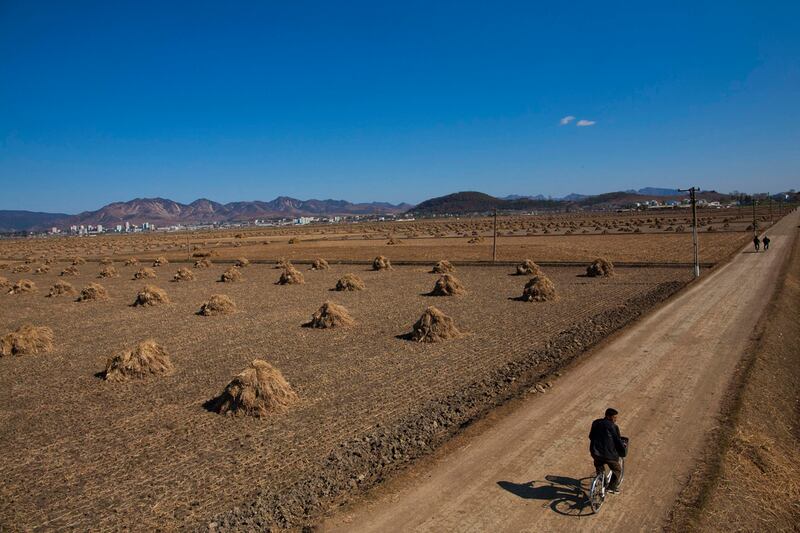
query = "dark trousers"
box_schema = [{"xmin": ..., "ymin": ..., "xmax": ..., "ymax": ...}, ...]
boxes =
[{"xmin": 593, "ymin": 455, "xmax": 622, "ymax": 490}]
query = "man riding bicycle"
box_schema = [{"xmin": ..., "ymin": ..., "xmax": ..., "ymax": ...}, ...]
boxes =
[{"xmin": 589, "ymin": 408, "xmax": 626, "ymax": 494}]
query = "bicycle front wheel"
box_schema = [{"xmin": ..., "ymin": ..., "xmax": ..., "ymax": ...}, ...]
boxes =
[{"xmin": 588, "ymin": 474, "xmax": 604, "ymax": 513}]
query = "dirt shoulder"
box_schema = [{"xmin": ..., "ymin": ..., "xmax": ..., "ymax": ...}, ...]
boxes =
[{"xmin": 667, "ymin": 223, "xmax": 800, "ymax": 531}]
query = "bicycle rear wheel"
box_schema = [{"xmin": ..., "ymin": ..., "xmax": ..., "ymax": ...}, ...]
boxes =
[{"xmin": 588, "ymin": 473, "xmax": 605, "ymax": 513}]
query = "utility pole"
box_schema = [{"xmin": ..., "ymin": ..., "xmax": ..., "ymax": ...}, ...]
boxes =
[
  {"xmin": 679, "ymin": 187, "xmax": 700, "ymax": 278},
  {"xmin": 752, "ymin": 197, "xmax": 757, "ymax": 236},
  {"xmin": 492, "ymin": 208, "xmax": 498, "ymax": 262},
  {"xmin": 769, "ymin": 193, "xmax": 773, "ymax": 224}
]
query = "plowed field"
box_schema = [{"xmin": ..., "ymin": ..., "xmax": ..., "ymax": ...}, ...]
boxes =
[{"xmin": 0, "ymin": 261, "xmax": 691, "ymax": 530}]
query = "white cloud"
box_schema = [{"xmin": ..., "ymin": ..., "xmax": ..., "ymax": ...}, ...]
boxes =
[
  {"xmin": 576, "ymin": 119, "xmax": 596, "ymax": 127},
  {"xmin": 559, "ymin": 115, "xmax": 575, "ymax": 125}
]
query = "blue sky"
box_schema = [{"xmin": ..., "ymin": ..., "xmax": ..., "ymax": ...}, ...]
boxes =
[{"xmin": 1, "ymin": 1, "xmax": 798, "ymax": 213}]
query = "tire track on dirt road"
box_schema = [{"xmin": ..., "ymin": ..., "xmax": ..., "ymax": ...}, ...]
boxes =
[{"xmin": 322, "ymin": 210, "xmax": 799, "ymax": 532}]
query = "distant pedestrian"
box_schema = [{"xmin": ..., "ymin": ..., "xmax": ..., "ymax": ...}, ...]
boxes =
[
  {"xmin": 753, "ymin": 236, "xmax": 760, "ymax": 252},
  {"xmin": 763, "ymin": 235, "xmax": 770, "ymax": 250}
]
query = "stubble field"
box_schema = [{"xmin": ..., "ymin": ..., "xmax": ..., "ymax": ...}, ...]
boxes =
[
  {"xmin": 0, "ymin": 207, "xmax": 777, "ymax": 266},
  {"xmin": 0, "ymin": 257, "xmax": 691, "ymax": 530},
  {"xmin": 2, "ymin": 208, "xmax": 785, "ymax": 529}
]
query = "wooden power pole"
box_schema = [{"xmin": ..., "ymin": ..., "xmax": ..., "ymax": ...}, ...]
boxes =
[
  {"xmin": 679, "ymin": 187, "xmax": 700, "ymax": 278},
  {"xmin": 492, "ymin": 208, "xmax": 498, "ymax": 262}
]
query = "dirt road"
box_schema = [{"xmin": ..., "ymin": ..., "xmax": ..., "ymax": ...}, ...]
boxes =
[{"xmin": 323, "ymin": 210, "xmax": 798, "ymax": 533}]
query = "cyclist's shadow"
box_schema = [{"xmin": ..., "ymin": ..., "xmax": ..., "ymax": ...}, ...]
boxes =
[{"xmin": 497, "ymin": 475, "xmax": 594, "ymax": 517}]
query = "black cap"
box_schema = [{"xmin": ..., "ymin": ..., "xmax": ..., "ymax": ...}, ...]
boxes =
[{"xmin": 605, "ymin": 408, "xmax": 618, "ymax": 417}]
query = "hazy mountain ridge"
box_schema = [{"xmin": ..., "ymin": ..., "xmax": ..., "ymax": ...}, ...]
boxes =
[
  {"xmin": 0, "ymin": 197, "xmax": 414, "ymax": 232},
  {"xmin": 0, "ymin": 210, "xmax": 71, "ymax": 232},
  {"xmin": 408, "ymin": 189, "xmax": 738, "ymax": 215},
  {"xmin": 3, "ymin": 187, "xmax": 793, "ymax": 232}
]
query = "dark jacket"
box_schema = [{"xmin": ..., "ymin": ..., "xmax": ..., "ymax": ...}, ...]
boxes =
[{"xmin": 589, "ymin": 418, "xmax": 626, "ymax": 461}]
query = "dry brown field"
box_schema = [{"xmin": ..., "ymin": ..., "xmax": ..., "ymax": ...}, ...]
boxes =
[
  {"xmin": 0, "ymin": 207, "xmax": 779, "ymax": 266},
  {"xmin": 0, "ymin": 258, "xmax": 691, "ymax": 530},
  {"xmin": 0, "ymin": 207, "xmax": 789, "ymax": 529}
]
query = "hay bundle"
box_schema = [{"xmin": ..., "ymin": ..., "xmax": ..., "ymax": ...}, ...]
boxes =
[
  {"xmin": 287, "ymin": 237, "xmax": 299, "ymax": 244},
  {"xmin": 9, "ymin": 279, "xmax": 35, "ymax": 294},
  {"xmin": 431, "ymin": 260, "xmax": 454, "ymax": 274},
  {"xmin": 235, "ymin": 257, "xmax": 250, "ymax": 268},
  {"xmin": 275, "ymin": 257, "xmax": 292, "ymax": 269},
  {"xmin": 334, "ymin": 273, "xmax": 365, "ymax": 291},
  {"xmin": 71, "ymin": 257, "xmax": 86, "ymax": 265},
  {"xmin": 133, "ymin": 267, "xmax": 157, "ymax": 279},
  {"xmin": 515, "ymin": 259, "xmax": 543, "ymax": 276},
  {"xmin": 586, "ymin": 257, "xmax": 615, "ymax": 278},
  {"xmin": 430, "ymin": 274, "xmax": 466, "ymax": 296},
  {"xmin": 192, "ymin": 250, "xmax": 213, "ymax": 258},
  {"xmin": 77, "ymin": 282, "xmax": 108, "ymax": 301},
  {"xmin": 99, "ymin": 258, "xmax": 114, "ymax": 265},
  {"xmin": 98, "ymin": 266, "xmax": 118, "ymax": 278},
  {"xmin": 103, "ymin": 340, "xmax": 174, "ymax": 381},
  {"xmin": 194, "ymin": 258, "xmax": 212, "ymax": 268},
  {"xmin": 48, "ymin": 280, "xmax": 76, "ymax": 297},
  {"xmin": 521, "ymin": 275, "xmax": 557, "ymax": 302},
  {"xmin": 372, "ymin": 255, "xmax": 392, "ymax": 270},
  {"xmin": 0, "ymin": 263, "xmax": 8, "ymax": 270},
  {"xmin": 12, "ymin": 264, "xmax": 30, "ymax": 273},
  {"xmin": 124, "ymin": 257, "xmax": 139, "ymax": 266},
  {"xmin": 199, "ymin": 294, "xmax": 236, "ymax": 316},
  {"xmin": 133, "ymin": 285, "xmax": 170, "ymax": 306},
  {"xmin": 307, "ymin": 301, "xmax": 354, "ymax": 328},
  {"xmin": 152, "ymin": 256, "xmax": 169, "ymax": 267},
  {"xmin": 410, "ymin": 306, "xmax": 461, "ymax": 343},
  {"xmin": 310, "ymin": 258, "xmax": 329, "ymax": 270},
  {"xmin": 34, "ymin": 265, "xmax": 50, "ymax": 274},
  {"xmin": 220, "ymin": 267, "xmax": 242, "ymax": 282},
  {"xmin": 277, "ymin": 267, "xmax": 304, "ymax": 285},
  {"xmin": 61, "ymin": 265, "xmax": 79, "ymax": 276},
  {"xmin": 1, "ymin": 325, "xmax": 54, "ymax": 357},
  {"xmin": 209, "ymin": 359, "xmax": 298, "ymax": 417},
  {"xmin": 172, "ymin": 267, "xmax": 195, "ymax": 282},
  {"xmin": 386, "ymin": 238, "xmax": 402, "ymax": 245},
  {"xmin": 0, "ymin": 276, "xmax": 9, "ymax": 290}
]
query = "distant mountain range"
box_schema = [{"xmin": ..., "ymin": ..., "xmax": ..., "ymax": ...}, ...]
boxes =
[
  {"xmin": 0, "ymin": 197, "xmax": 413, "ymax": 232},
  {"xmin": 2, "ymin": 187, "xmax": 792, "ymax": 232},
  {"xmin": 410, "ymin": 189, "xmax": 734, "ymax": 215},
  {"xmin": 502, "ymin": 187, "xmax": 680, "ymax": 201}
]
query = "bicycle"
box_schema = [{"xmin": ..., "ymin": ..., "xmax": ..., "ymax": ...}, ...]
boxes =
[{"xmin": 587, "ymin": 437, "xmax": 628, "ymax": 513}]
